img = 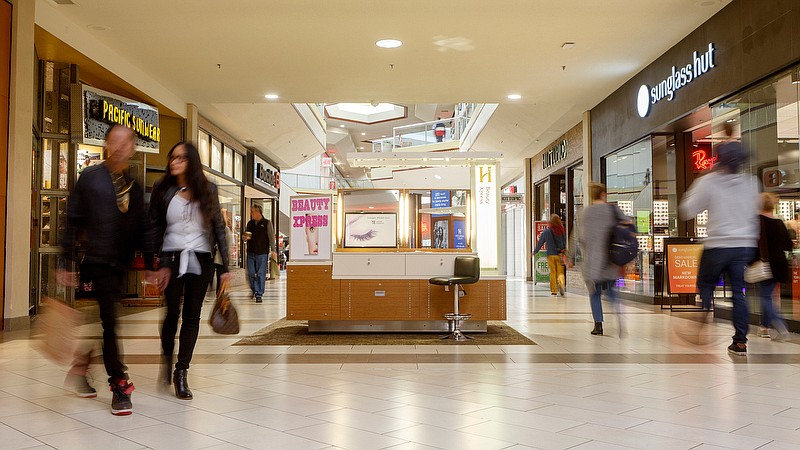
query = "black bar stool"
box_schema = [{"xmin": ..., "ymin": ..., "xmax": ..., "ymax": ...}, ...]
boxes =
[{"xmin": 429, "ymin": 256, "xmax": 480, "ymax": 340}]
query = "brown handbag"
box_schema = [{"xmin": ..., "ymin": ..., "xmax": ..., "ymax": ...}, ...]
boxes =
[{"xmin": 209, "ymin": 282, "xmax": 239, "ymax": 335}]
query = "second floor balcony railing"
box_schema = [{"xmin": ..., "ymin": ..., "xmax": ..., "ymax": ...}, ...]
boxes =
[{"xmin": 371, "ymin": 116, "xmax": 469, "ymax": 152}]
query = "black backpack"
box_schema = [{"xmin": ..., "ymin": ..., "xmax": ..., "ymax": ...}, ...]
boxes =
[{"xmin": 608, "ymin": 208, "xmax": 638, "ymax": 266}]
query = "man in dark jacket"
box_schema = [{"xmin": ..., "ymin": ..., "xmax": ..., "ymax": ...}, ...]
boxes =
[
  {"xmin": 244, "ymin": 204, "xmax": 275, "ymax": 302},
  {"xmin": 59, "ymin": 124, "xmax": 154, "ymax": 416}
]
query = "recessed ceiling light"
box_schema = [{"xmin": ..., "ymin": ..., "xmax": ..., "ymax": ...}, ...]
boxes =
[
  {"xmin": 507, "ymin": 94, "xmax": 522, "ymax": 100},
  {"xmin": 434, "ymin": 174, "xmax": 442, "ymax": 180},
  {"xmin": 340, "ymin": 124, "xmax": 345, "ymax": 128},
  {"xmin": 358, "ymin": 147, "xmax": 364, "ymax": 150},
  {"xmin": 264, "ymin": 94, "xmax": 279, "ymax": 100},
  {"xmin": 87, "ymin": 24, "xmax": 110, "ymax": 32},
  {"xmin": 376, "ymin": 39, "xmax": 402, "ymax": 49},
  {"xmin": 361, "ymin": 132, "xmax": 366, "ymax": 136}
]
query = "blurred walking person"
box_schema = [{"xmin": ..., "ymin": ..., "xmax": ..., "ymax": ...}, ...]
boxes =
[
  {"xmin": 533, "ymin": 214, "xmax": 566, "ymax": 296},
  {"xmin": 579, "ymin": 183, "xmax": 628, "ymax": 336},
  {"xmin": 59, "ymin": 124, "xmax": 153, "ymax": 415},
  {"xmin": 149, "ymin": 142, "xmax": 231, "ymax": 400},
  {"xmin": 754, "ymin": 193, "xmax": 792, "ymax": 341},
  {"xmin": 679, "ymin": 122, "xmax": 759, "ymax": 356}
]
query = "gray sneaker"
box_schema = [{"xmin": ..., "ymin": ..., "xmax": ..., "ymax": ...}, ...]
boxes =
[{"xmin": 65, "ymin": 374, "xmax": 97, "ymax": 398}]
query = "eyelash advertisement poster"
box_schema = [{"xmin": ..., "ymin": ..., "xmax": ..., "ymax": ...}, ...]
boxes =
[
  {"xmin": 345, "ymin": 213, "xmax": 397, "ymax": 248},
  {"xmin": 289, "ymin": 195, "xmax": 332, "ymax": 261}
]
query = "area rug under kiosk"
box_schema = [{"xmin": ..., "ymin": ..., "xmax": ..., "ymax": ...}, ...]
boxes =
[{"xmin": 234, "ymin": 319, "xmax": 535, "ymax": 346}]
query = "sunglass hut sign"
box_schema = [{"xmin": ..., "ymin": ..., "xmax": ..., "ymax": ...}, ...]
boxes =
[{"xmin": 636, "ymin": 43, "xmax": 716, "ymax": 118}]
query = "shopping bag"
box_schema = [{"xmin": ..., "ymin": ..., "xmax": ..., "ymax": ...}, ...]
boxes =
[
  {"xmin": 209, "ymin": 287, "xmax": 239, "ymax": 335},
  {"xmin": 744, "ymin": 260, "xmax": 772, "ymax": 284},
  {"xmin": 269, "ymin": 254, "xmax": 280, "ymax": 279},
  {"xmin": 33, "ymin": 297, "xmax": 83, "ymax": 365}
]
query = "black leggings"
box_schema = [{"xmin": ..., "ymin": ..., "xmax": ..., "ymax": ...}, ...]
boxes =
[{"xmin": 161, "ymin": 253, "xmax": 213, "ymax": 371}]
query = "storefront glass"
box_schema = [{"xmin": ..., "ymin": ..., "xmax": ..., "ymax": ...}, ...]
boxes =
[
  {"xmin": 604, "ymin": 138, "xmax": 654, "ymax": 296},
  {"xmin": 535, "ymin": 180, "xmax": 549, "ymax": 221},
  {"xmin": 712, "ymin": 68, "xmax": 800, "ymax": 323},
  {"xmin": 205, "ymin": 171, "xmax": 243, "ymax": 268},
  {"xmin": 568, "ymin": 163, "xmax": 584, "ymax": 263}
]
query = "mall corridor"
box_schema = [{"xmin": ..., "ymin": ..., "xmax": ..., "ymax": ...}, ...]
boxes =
[{"xmin": 1, "ymin": 280, "xmax": 800, "ymax": 449}]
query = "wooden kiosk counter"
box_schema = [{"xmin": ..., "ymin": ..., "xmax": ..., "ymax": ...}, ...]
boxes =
[
  {"xmin": 287, "ymin": 252, "xmax": 506, "ymax": 332},
  {"xmin": 286, "ymin": 171, "xmax": 505, "ymax": 332}
]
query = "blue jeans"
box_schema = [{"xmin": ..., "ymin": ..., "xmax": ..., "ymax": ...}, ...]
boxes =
[
  {"xmin": 247, "ymin": 253, "xmax": 268, "ymax": 297},
  {"xmin": 696, "ymin": 247, "xmax": 756, "ymax": 344},
  {"xmin": 758, "ymin": 279, "xmax": 786, "ymax": 331},
  {"xmin": 589, "ymin": 280, "xmax": 619, "ymax": 323}
]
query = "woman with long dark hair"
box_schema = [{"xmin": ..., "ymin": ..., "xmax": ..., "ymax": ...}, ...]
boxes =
[{"xmin": 150, "ymin": 142, "xmax": 231, "ymax": 399}]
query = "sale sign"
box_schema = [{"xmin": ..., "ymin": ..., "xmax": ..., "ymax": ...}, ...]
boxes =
[
  {"xmin": 534, "ymin": 221, "xmax": 550, "ymax": 283},
  {"xmin": 666, "ymin": 243, "xmax": 703, "ymax": 294}
]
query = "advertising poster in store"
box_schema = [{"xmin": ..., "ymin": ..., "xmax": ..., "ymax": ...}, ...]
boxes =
[
  {"xmin": 345, "ymin": 213, "xmax": 397, "ymax": 248},
  {"xmin": 420, "ymin": 215, "xmax": 432, "ymax": 247},
  {"xmin": 534, "ymin": 221, "xmax": 550, "ymax": 283},
  {"xmin": 289, "ymin": 195, "xmax": 332, "ymax": 261},
  {"xmin": 453, "ymin": 220, "xmax": 466, "ymax": 249},
  {"xmin": 431, "ymin": 190, "xmax": 451, "ymax": 208},
  {"xmin": 666, "ymin": 243, "xmax": 703, "ymax": 294},
  {"xmin": 433, "ymin": 219, "xmax": 449, "ymax": 248},
  {"xmin": 636, "ymin": 210, "xmax": 650, "ymax": 234}
]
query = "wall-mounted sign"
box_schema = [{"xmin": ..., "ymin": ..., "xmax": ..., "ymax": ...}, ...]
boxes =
[
  {"xmin": 763, "ymin": 166, "xmax": 800, "ymax": 191},
  {"xmin": 289, "ymin": 195, "xmax": 332, "ymax": 261},
  {"xmin": 542, "ymin": 140, "xmax": 568, "ymax": 169},
  {"xmin": 431, "ymin": 190, "xmax": 451, "ymax": 208},
  {"xmin": 636, "ymin": 43, "xmax": 716, "ymax": 118},
  {"xmin": 82, "ymin": 85, "xmax": 160, "ymax": 153},
  {"xmin": 501, "ymin": 194, "xmax": 524, "ymax": 203},
  {"xmin": 475, "ymin": 164, "xmax": 498, "ymax": 269},
  {"xmin": 691, "ymin": 146, "xmax": 716, "ymax": 172},
  {"xmin": 254, "ymin": 155, "xmax": 280, "ymax": 195}
]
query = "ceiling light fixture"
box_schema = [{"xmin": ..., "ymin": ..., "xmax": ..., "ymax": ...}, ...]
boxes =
[
  {"xmin": 434, "ymin": 174, "xmax": 442, "ymax": 180},
  {"xmin": 340, "ymin": 125, "xmax": 345, "ymax": 128},
  {"xmin": 361, "ymin": 132, "xmax": 366, "ymax": 136},
  {"xmin": 87, "ymin": 24, "xmax": 110, "ymax": 32},
  {"xmin": 264, "ymin": 94, "xmax": 279, "ymax": 100},
  {"xmin": 376, "ymin": 39, "xmax": 403, "ymax": 49},
  {"xmin": 507, "ymin": 94, "xmax": 522, "ymax": 100}
]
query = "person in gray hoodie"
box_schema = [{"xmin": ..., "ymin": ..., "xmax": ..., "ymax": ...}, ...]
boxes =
[{"xmin": 679, "ymin": 122, "xmax": 759, "ymax": 356}]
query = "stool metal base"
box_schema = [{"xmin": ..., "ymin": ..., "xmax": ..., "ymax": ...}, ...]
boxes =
[{"xmin": 442, "ymin": 313, "xmax": 473, "ymax": 341}]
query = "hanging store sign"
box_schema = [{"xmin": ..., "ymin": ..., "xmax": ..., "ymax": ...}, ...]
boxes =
[
  {"xmin": 82, "ymin": 85, "xmax": 160, "ymax": 153},
  {"xmin": 253, "ymin": 155, "xmax": 280, "ymax": 195},
  {"xmin": 542, "ymin": 140, "xmax": 568, "ymax": 169},
  {"xmin": 636, "ymin": 43, "xmax": 716, "ymax": 118}
]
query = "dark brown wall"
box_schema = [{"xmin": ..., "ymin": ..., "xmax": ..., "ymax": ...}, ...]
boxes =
[
  {"xmin": 0, "ymin": 0, "xmax": 11, "ymax": 329},
  {"xmin": 591, "ymin": 0, "xmax": 800, "ymax": 179}
]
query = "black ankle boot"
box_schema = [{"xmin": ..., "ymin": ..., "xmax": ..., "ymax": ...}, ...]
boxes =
[
  {"xmin": 173, "ymin": 369, "xmax": 193, "ymax": 400},
  {"xmin": 591, "ymin": 322, "xmax": 603, "ymax": 336}
]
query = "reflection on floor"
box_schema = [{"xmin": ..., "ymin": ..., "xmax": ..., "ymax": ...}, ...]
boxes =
[{"xmin": 1, "ymin": 276, "xmax": 800, "ymax": 449}]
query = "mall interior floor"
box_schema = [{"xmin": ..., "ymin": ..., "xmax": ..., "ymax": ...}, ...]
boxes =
[{"xmin": 1, "ymin": 277, "xmax": 800, "ymax": 449}]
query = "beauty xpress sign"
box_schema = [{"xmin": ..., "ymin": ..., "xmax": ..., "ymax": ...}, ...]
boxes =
[{"xmin": 636, "ymin": 43, "xmax": 716, "ymax": 118}]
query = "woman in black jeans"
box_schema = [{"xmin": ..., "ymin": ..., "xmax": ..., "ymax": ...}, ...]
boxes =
[{"xmin": 150, "ymin": 142, "xmax": 230, "ymax": 399}]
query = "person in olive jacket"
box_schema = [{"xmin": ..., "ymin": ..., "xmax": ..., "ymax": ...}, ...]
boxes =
[
  {"xmin": 755, "ymin": 192, "xmax": 793, "ymax": 341},
  {"xmin": 150, "ymin": 142, "xmax": 231, "ymax": 400}
]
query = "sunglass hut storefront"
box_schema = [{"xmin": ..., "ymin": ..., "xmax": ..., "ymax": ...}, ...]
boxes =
[{"xmin": 590, "ymin": 0, "xmax": 800, "ymax": 330}]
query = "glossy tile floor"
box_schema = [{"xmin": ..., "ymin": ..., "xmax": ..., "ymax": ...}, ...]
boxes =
[{"xmin": 2, "ymin": 277, "xmax": 800, "ymax": 449}]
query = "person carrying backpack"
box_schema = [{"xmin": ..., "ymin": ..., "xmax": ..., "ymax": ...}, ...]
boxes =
[
  {"xmin": 679, "ymin": 122, "xmax": 759, "ymax": 356},
  {"xmin": 533, "ymin": 214, "xmax": 567, "ymax": 296},
  {"xmin": 579, "ymin": 183, "xmax": 629, "ymax": 336}
]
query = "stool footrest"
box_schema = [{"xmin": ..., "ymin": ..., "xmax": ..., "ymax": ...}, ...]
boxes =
[{"xmin": 443, "ymin": 313, "xmax": 472, "ymax": 321}]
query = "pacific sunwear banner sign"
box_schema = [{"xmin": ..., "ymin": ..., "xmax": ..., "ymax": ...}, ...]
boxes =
[{"xmin": 82, "ymin": 85, "xmax": 160, "ymax": 153}]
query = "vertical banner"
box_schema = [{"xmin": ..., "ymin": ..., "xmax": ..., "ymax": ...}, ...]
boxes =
[
  {"xmin": 475, "ymin": 165, "xmax": 498, "ymax": 269},
  {"xmin": 289, "ymin": 195, "xmax": 332, "ymax": 261},
  {"xmin": 534, "ymin": 221, "xmax": 550, "ymax": 283}
]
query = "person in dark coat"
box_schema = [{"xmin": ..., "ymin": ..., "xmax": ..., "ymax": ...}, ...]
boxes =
[
  {"xmin": 533, "ymin": 214, "xmax": 567, "ymax": 296},
  {"xmin": 59, "ymin": 124, "xmax": 154, "ymax": 415},
  {"xmin": 755, "ymin": 193, "xmax": 792, "ymax": 341}
]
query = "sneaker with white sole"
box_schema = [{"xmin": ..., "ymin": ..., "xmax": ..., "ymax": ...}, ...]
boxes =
[
  {"xmin": 727, "ymin": 342, "xmax": 747, "ymax": 356},
  {"xmin": 65, "ymin": 374, "xmax": 97, "ymax": 398},
  {"xmin": 110, "ymin": 379, "xmax": 134, "ymax": 416},
  {"xmin": 758, "ymin": 327, "xmax": 771, "ymax": 338}
]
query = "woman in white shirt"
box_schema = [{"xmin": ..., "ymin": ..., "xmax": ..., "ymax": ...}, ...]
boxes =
[{"xmin": 150, "ymin": 142, "xmax": 231, "ymax": 400}]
